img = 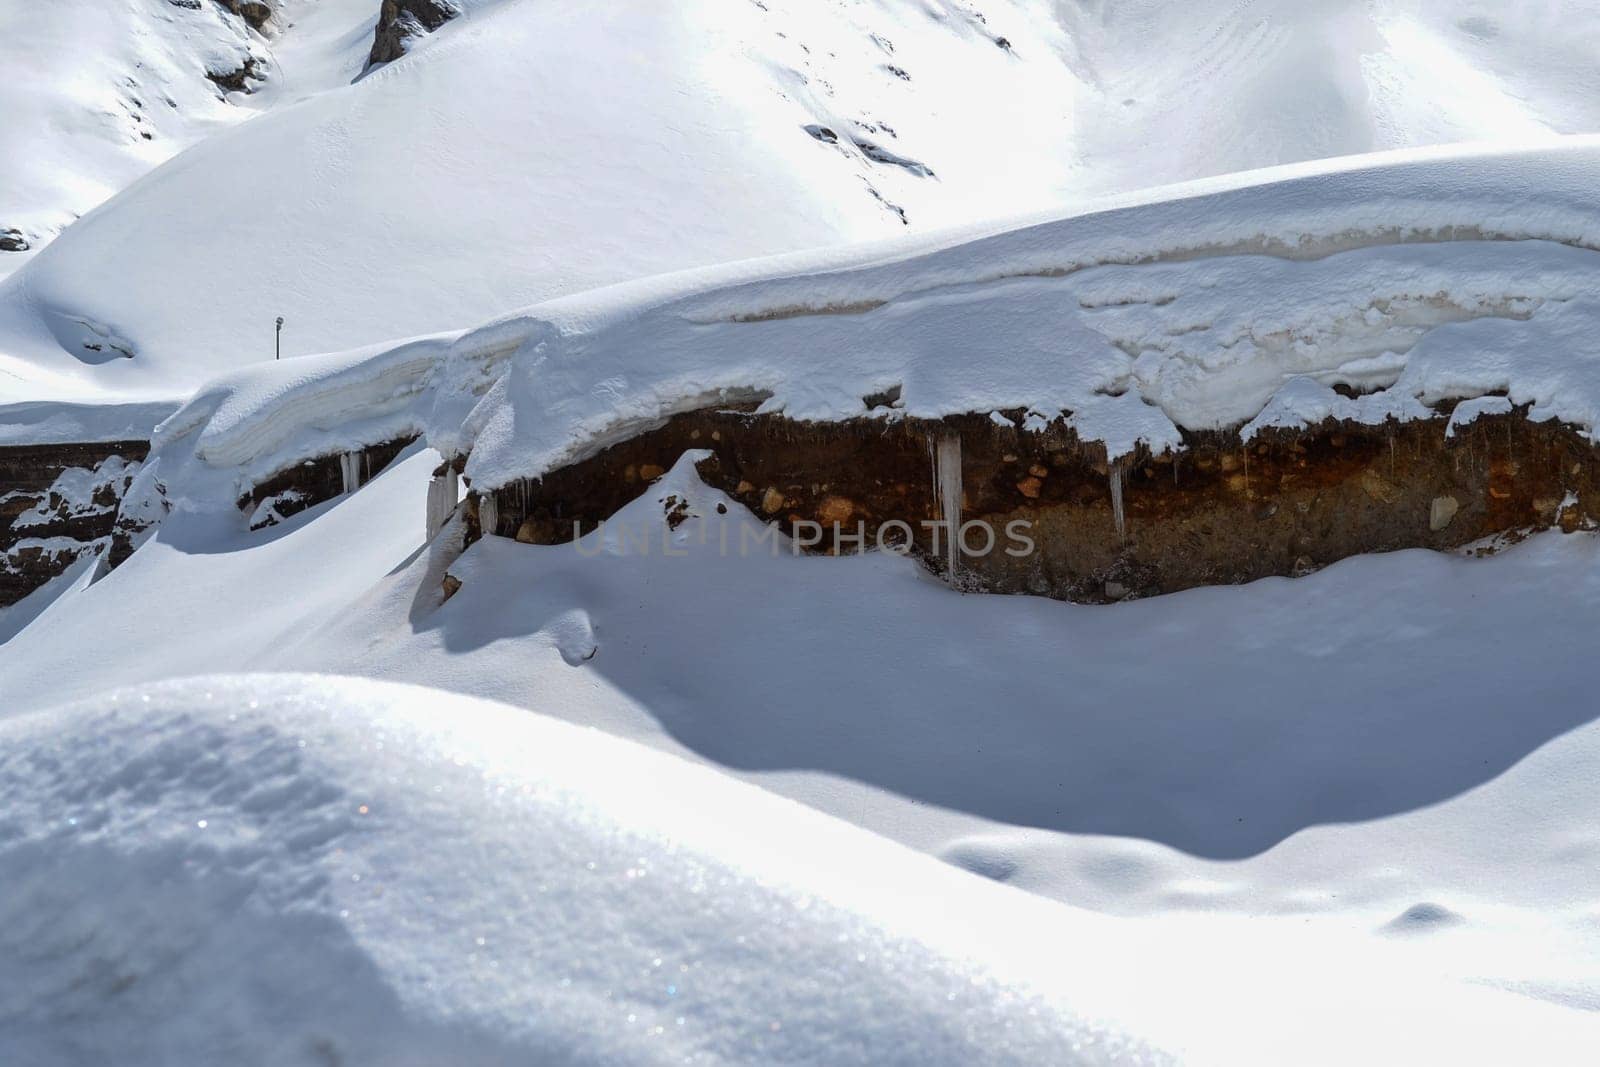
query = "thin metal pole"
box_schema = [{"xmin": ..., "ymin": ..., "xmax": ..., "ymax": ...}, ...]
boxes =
[{"xmin": 275, "ymin": 316, "xmax": 283, "ymax": 360}]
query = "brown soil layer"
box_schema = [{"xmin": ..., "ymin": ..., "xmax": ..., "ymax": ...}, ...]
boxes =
[
  {"xmin": 476, "ymin": 403, "xmax": 1599, "ymax": 602},
  {"xmin": 0, "ymin": 440, "xmax": 149, "ymax": 606}
]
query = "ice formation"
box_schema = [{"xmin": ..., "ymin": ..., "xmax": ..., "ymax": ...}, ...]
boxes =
[
  {"xmin": 1109, "ymin": 463, "xmax": 1127, "ymax": 542},
  {"xmin": 933, "ymin": 432, "xmax": 963, "ymax": 579},
  {"xmin": 426, "ymin": 468, "xmax": 459, "ymax": 540},
  {"xmin": 477, "ymin": 492, "xmax": 498, "ymax": 539},
  {"xmin": 338, "ymin": 452, "xmax": 361, "ymax": 495}
]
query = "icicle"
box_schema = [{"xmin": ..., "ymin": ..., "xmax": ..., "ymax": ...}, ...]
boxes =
[
  {"xmin": 339, "ymin": 451, "xmax": 360, "ymax": 495},
  {"xmin": 478, "ymin": 491, "xmax": 499, "ymax": 538},
  {"xmin": 1109, "ymin": 461, "xmax": 1126, "ymax": 541},
  {"xmin": 933, "ymin": 432, "xmax": 963, "ymax": 580},
  {"xmin": 426, "ymin": 469, "xmax": 459, "ymax": 540}
]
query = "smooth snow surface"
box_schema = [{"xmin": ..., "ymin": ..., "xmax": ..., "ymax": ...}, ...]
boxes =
[
  {"xmin": 0, "ymin": 0, "xmax": 262, "ymax": 265},
  {"xmin": 4, "ymin": 672, "xmax": 1598, "ymax": 1065}
]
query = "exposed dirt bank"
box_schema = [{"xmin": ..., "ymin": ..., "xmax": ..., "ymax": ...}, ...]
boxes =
[{"xmin": 468, "ymin": 402, "xmax": 1597, "ymax": 602}]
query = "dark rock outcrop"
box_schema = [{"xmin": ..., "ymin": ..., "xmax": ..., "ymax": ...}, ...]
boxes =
[
  {"xmin": 368, "ymin": 0, "xmax": 459, "ymax": 66},
  {"xmin": 216, "ymin": 0, "xmax": 273, "ymax": 30},
  {"xmin": 206, "ymin": 55, "xmax": 265, "ymax": 94},
  {"xmin": 0, "ymin": 441, "xmax": 149, "ymax": 606},
  {"xmin": 0, "ymin": 229, "xmax": 27, "ymax": 253}
]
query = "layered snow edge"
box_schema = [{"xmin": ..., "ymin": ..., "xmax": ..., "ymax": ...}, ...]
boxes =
[{"xmin": 144, "ymin": 140, "xmax": 1600, "ymax": 504}]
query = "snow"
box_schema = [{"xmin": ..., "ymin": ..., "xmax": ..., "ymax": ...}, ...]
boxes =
[
  {"xmin": 0, "ymin": 0, "xmax": 261, "ymax": 265},
  {"xmin": 0, "ymin": 398, "xmax": 176, "ymax": 448},
  {"xmin": 0, "ymin": 542, "xmax": 104, "ymax": 645},
  {"xmin": 4, "ymin": 671, "xmax": 1598, "ymax": 1065},
  {"xmin": 9, "ymin": 0, "xmax": 1600, "ymax": 411},
  {"xmin": 12, "ymin": 3, "xmax": 1600, "ymax": 1058},
  {"xmin": 0, "ymin": 0, "xmax": 383, "ymax": 271},
  {"xmin": 0, "ymin": 673, "xmax": 1150, "ymax": 1065},
  {"xmin": 1446, "ymin": 394, "xmax": 1518, "ymax": 437}
]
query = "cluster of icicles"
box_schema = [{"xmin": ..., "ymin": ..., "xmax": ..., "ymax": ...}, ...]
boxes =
[
  {"xmin": 427, "ymin": 467, "xmax": 460, "ymax": 540},
  {"xmin": 928, "ymin": 433, "xmax": 964, "ymax": 579},
  {"xmin": 338, "ymin": 452, "xmax": 371, "ymax": 496}
]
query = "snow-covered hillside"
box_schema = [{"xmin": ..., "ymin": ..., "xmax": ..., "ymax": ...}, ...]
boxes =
[
  {"xmin": 0, "ymin": 0, "xmax": 264, "ymax": 269},
  {"xmin": 7, "ymin": 0, "xmax": 1600, "ymax": 407},
  {"xmin": 0, "ymin": 0, "xmax": 390, "ymax": 272}
]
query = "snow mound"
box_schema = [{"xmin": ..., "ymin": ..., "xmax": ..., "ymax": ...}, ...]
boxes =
[
  {"xmin": 137, "ymin": 138, "xmax": 1600, "ymax": 498},
  {"xmin": 4, "ymin": 673, "xmax": 1596, "ymax": 1065},
  {"xmin": 3, "ymin": 675, "xmax": 1150, "ymax": 1064}
]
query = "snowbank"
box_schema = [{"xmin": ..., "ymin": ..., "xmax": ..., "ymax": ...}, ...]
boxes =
[
  {"xmin": 3, "ymin": 672, "xmax": 1594, "ymax": 1065},
  {"xmin": 140, "ymin": 138, "xmax": 1600, "ymax": 499}
]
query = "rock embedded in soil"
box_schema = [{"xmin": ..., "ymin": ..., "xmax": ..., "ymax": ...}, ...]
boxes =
[{"xmin": 1430, "ymin": 495, "xmax": 1460, "ymax": 531}]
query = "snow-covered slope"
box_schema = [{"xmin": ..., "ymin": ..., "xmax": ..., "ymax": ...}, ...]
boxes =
[
  {"xmin": 0, "ymin": 0, "xmax": 396, "ymax": 274},
  {"xmin": 4, "ymin": 672, "xmax": 1595, "ymax": 1065},
  {"xmin": 7, "ymin": 0, "xmax": 1600, "ymax": 407},
  {"xmin": 0, "ymin": 0, "xmax": 264, "ymax": 269}
]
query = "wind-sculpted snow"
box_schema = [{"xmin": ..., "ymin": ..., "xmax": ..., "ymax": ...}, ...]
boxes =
[
  {"xmin": 2, "ymin": 674, "xmax": 1594, "ymax": 1064},
  {"xmin": 141, "ymin": 140, "xmax": 1600, "ymax": 498}
]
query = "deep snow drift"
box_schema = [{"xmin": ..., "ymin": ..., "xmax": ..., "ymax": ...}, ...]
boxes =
[{"xmin": 3, "ymin": 673, "xmax": 1596, "ymax": 1065}]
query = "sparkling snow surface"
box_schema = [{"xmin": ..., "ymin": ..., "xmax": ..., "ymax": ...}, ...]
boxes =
[{"xmin": 3, "ymin": 672, "xmax": 1597, "ymax": 1065}]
